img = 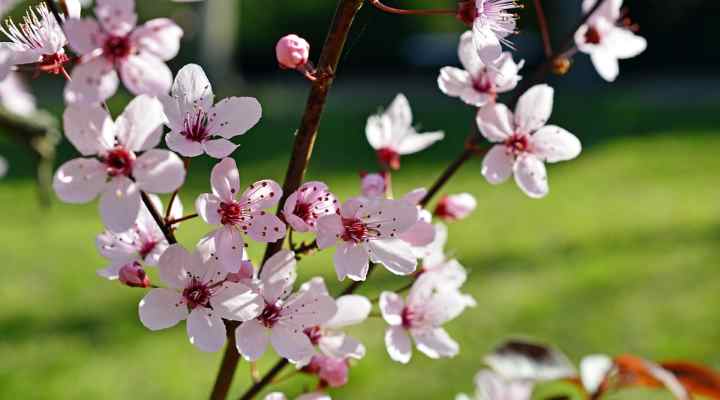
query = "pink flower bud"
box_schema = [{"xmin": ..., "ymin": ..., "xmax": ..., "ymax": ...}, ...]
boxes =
[
  {"xmin": 118, "ymin": 262, "xmax": 150, "ymax": 288},
  {"xmin": 306, "ymin": 356, "xmax": 349, "ymax": 388},
  {"xmin": 434, "ymin": 193, "xmax": 477, "ymax": 221},
  {"xmin": 276, "ymin": 34, "xmax": 310, "ymax": 69},
  {"xmin": 226, "ymin": 260, "xmax": 255, "ymax": 283},
  {"xmin": 360, "ymin": 171, "xmax": 389, "ymax": 198}
]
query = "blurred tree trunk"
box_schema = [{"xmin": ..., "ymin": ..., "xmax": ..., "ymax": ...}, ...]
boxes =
[{"xmin": 200, "ymin": 0, "xmax": 243, "ymax": 86}]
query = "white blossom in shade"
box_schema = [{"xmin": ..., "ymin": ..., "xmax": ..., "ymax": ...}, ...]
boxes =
[
  {"xmin": 457, "ymin": 0, "xmax": 521, "ymax": 64},
  {"xmin": 316, "ymin": 196, "xmax": 419, "ymax": 281},
  {"xmin": 63, "ymin": 0, "xmax": 183, "ymax": 104},
  {"xmin": 438, "ymin": 31, "xmax": 523, "ymax": 107},
  {"xmin": 575, "ymin": 0, "xmax": 647, "ymax": 82},
  {"xmin": 265, "ymin": 393, "xmax": 331, "ymax": 400},
  {"xmin": 365, "ymin": 93, "xmax": 444, "ymax": 170},
  {"xmin": 234, "ymin": 251, "xmax": 338, "ymax": 366},
  {"xmin": 580, "ymin": 354, "xmax": 614, "ymax": 396},
  {"xmin": 380, "ymin": 273, "xmax": 472, "ymax": 364},
  {"xmin": 138, "ymin": 244, "xmax": 264, "ymax": 352},
  {"xmin": 0, "ymin": 73, "xmax": 35, "ymax": 116},
  {"xmin": 477, "ymin": 84, "xmax": 581, "ymax": 198},
  {"xmin": 282, "ymin": 181, "xmax": 338, "ymax": 233},
  {"xmin": 53, "ymin": 95, "xmax": 186, "ymax": 232},
  {"xmin": 455, "ymin": 370, "xmax": 534, "ymax": 400},
  {"xmin": 160, "ymin": 64, "xmax": 262, "ymax": 158},
  {"xmin": 299, "ymin": 277, "xmax": 371, "ymax": 360},
  {"xmin": 359, "ymin": 171, "xmax": 389, "ymax": 198},
  {"xmin": 0, "ymin": 2, "xmax": 77, "ymax": 80},
  {"xmin": 195, "ymin": 157, "xmax": 286, "ymax": 273},
  {"xmin": 96, "ymin": 194, "xmax": 182, "ymax": 279},
  {"xmin": 0, "ymin": 154, "xmax": 7, "ymax": 178},
  {"xmin": 484, "ymin": 339, "xmax": 576, "ymax": 382},
  {"xmin": 434, "ymin": 193, "xmax": 477, "ymax": 222}
]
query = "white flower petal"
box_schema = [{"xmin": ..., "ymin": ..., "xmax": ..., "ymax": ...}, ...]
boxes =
[
  {"xmin": 64, "ymin": 18, "xmax": 104, "ymax": 55},
  {"xmin": 138, "ymin": 288, "xmax": 187, "ymax": 330},
  {"xmin": 333, "ymin": 242, "xmax": 369, "ymax": 281},
  {"xmin": 379, "ymin": 291, "xmax": 405, "ymax": 326},
  {"xmin": 64, "ymin": 56, "xmax": 119, "ymax": 105},
  {"xmin": 368, "ymin": 238, "xmax": 417, "ymax": 276},
  {"xmin": 133, "ymin": 149, "xmax": 186, "ymax": 194},
  {"xmin": 187, "ymin": 308, "xmax": 226, "ymax": 352},
  {"xmin": 204, "ymin": 138, "xmax": 238, "ymax": 159},
  {"xmin": 120, "ymin": 53, "xmax": 173, "ymax": 97},
  {"xmin": 115, "ymin": 95, "xmax": 165, "ymax": 152},
  {"xmin": 53, "ymin": 158, "xmax": 106, "ymax": 203},
  {"xmin": 270, "ymin": 324, "xmax": 315, "ymax": 365},
  {"xmin": 580, "ymin": 354, "xmax": 614, "ymax": 395},
  {"xmin": 476, "ymin": 103, "xmax": 514, "ymax": 142},
  {"xmin": 100, "ymin": 176, "xmax": 141, "ymax": 232},
  {"xmin": 95, "ymin": 0, "xmax": 137, "ymax": 36},
  {"xmin": 385, "ymin": 325, "xmax": 412, "ymax": 364},
  {"xmin": 166, "ymin": 131, "xmax": 204, "ymax": 157},
  {"xmin": 513, "ymin": 154, "xmax": 549, "ymax": 199},
  {"xmin": 259, "ymin": 249, "xmax": 297, "ymax": 304},
  {"xmin": 210, "ymin": 158, "xmax": 240, "ymax": 202},
  {"xmin": 482, "ymin": 145, "xmax": 514, "ymax": 184},
  {"xmin": 171, "ymin": 63, "xmax": 214, "ymax": 116},
  {"xmin": 413, "ymin": 328, "xmax": 459, "ymax": 359},
  {"xmin": 324, "ymin": 295, "xmax": 372, "ymax": 329},
  {"xmin": 532, "ymin": 125, "xmax": 582, "ymax": 163},
  {"xmin": 195, "ymin": 193, "xmax": 222, "ymax": 225},
  {"xmin": 515, "ymin": 84, "xmax": 554, "ymax": 134},
  {"xmin": 212, "ymin": 282, "xmax": 264, "ymax": 321},
  {"xmin": 235, "ymin": 319, "xmax": 269, "ymax": 361},
  {"xmin": 131, "ymin": 18, "xmax": 183, "ymax": 61},
  {"xmin": 208, "ymin": 96, "xmax": 262, "ymax": 139},
  {"xmin": 62, "ymin": 104, "xmax": 114, "ymax": 156}
]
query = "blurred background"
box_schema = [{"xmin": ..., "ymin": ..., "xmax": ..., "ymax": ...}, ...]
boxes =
[{"xmin": 1, "ymin": 0, "xmax": 719, "ymax": 399}]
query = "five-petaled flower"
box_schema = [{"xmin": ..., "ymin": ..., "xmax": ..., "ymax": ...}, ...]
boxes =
[
  {"xmin": 574, "ymin": 0, "xmax": 647, "ymax": 82},
  {"xmin": 235, "ymin": 250, "xmax": 338, "ymax": 365},
  {"xmin": 196, "ymin": 157, "xmax": 286, "ymax": 272},
  {"xmin": 458, "ymin": 0, "xmax": 521, "ymax": 64},
  {"xmin": 477, "ymin": 84, "xmax": 581, "ymax": 198},
  {"xmin": 139, "ymin": 244, "xmax": 264, "ymax": 352},
  {"xmin": 63, "ymin": 0, "xmax": 183, "ymax": 103},
  {"xmin": 439, "ymin": 31, "xmax": 523, "ymax": 107},
  {"xmin": 282, "ymin": 181, "xmax": 338, "ymax": 232},
  {"xmin": 366, "ymin": 93, "xmax": 444, "ymax": 170},
  {"xmin": 161, "ymin": 64, "xmax": 262, "ymax": 158},
  {"xmin": 53, "ymin": 95, "xmax": 186, "ymax": 232},
  {"xmin": 316, "ymin": 196, "xmax": 419, "ymax": 281}
]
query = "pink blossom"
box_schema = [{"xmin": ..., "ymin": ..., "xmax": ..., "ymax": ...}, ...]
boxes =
[
  {"xmin": 282, "ymin": 181, "xmax": 338, "ymax": 232},
  {"xmin": 575, "ymin": 0, "xmax": 646, "ymax": 82},
  {"xmin": 304, "ymin": 355, "xmax": 349, "ymax": 388},
  {"xmin": 380, "ymin": 273, "xmax": 472, "ymax": 363},
  {"xmin": 161, "ymin": 64, "xmax": 262, "ymax": 158},
  {"xmin": 360, "ymin": 171, "xmax": 389, "ymax": 198},
  {"xmin": 138, "ymin": 244, "xmax": 263, "ymax": 352},
  {"xmin": 0, "ymin": 72, "xmax": 35, "ymax": 116},
  {"xmin": 434, "ymin": 193, "xmax": 477, "ymax": 221},
  {"xmin": 396, "ymin": 188, "xmax": 436, "ymax": 250},
  {"xmin": 195, "ymin": 158, "xmax": 286, "ymax": 272},
  {"xmin": 477, "ymin": 84, "xmax": 581, "ymax": 198},
  {"xmin": 275, "ymin": 34, "xmax": 310, "ymax": 69},
  {"xmin": 235, "ymin": 251, "xmax": 338, "ymax": 365},
  {"xmin": 0, "ymin": 3, "xmax": 77, "ymax": 79},
  {"xmin": 116, "ymin": 261, "xmax": 150, "ymax": 288},
  {"xmin": 459, "ymin": 0, "xmax": 520, "ymax": 64},
  {"xmin": 316, "ymin": 196, "xmax": 419, "ymax": 281},
  {"xmin": 265, "ymin": 393, "xmax": 330, "ymax": 400},
  {"xmin": 439, "ymin": 31, "xmax": 523, "ymax": 107},
  {"xmin": 366, "ymin": 94, "xmax": 444, "ymax": 170},
  {"xmin": 226, "ymin": 260, "xmax": 255, "ymax": 284},
  {"xmin": 299, "ymin": 277, "xmax": 371, "ymax": 360},
  {"xmin": 53, "ymin": 95, "xmax": 186, "ymax": 232},
  {"xmin": 96, "ymin": 194, "xmax": 182, "ymax": 279},
  {"xmin": 456, "ymin": 370, "xmax": 534, "ymax": 400},
  {"xmin": 63, "ymin": 0, "xmax": 183, "ymax": 103}
]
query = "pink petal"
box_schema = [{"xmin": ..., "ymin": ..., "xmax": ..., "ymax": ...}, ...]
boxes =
[
  {"xmin": 318, "ymin": 333, "xmax": 366, "ymax": 360},
  {"xmin": 95, "ymin": 0, "xmax": 137, "ymax": 36},
  {"xmin": 258, "ymin": 250, "xmax": 297, "ymax": 304},
  {"xmin": 213, "ymin": 225, "xmax": 245, "ymax": 273},
  {"xmin": 187, "ymin": 308, "xmax": 226, "ymax": 352},
  {"xmin": 119, "ymin": 53, "xmax": 173, "ymax": 96},
  {"xmin": 324, "ymin": 295, "xmax": 371, "ymax": 329},
  {"xmin": 385, "ymin": 325, "xmax": 412, "ymax": 364},
  {"xmin": 482, "ymin": 145, "xmax": 514, "ymax": 184},
  {"xmin": 166, "ymin": 131, "xmax": 204, "ymax": 158},
  {"xmin": 316, "ymin": 214, "xmax": 343, "ymax": 249},
  {"xmin": 458, "ymin": 30, "xmax": 485, "ymax": 76},
  {"xmin": 247, "ymin": 212, "xmax": 286, "ymax": 243},
  {"xmin": 513, "ymin": 154, "xmax": 549, "ymax": 199},
  {"xmin": 133, "ymin": 149, "xmax": 186, "ymax": 193},
  {"xmin": 53, "ymin": 158, "xmax": 107, "ymax": 203},
  {"xmin": 138, "ymin": 288, "xmax": 187, "ymax": 330},
  {"xmin": 203, "ymin": 138, "xmax": 238, "ymax": 159},
  {"xmin": 395, "ymin": 130, "xmax": 445, "ymax": 155},
  {"xmin": 159, "ymin": 94, "xmax": 184, "ymax": 133},
  {"xmin": 437, "ymin": 66, "xmax": 473, "ymax": 99},
  {"xmin": 400, "ymin": 188, "xmax": 426, "ymax": 206},
  {"xmin": 235, "ymin": 319, "xmax": 269, "ymax": 361},
  {"xmin": 379, "ymin": 291, "xmax": 404, "ymax": 325},
  {"xmin": 399, "ymin": 218, "xmax": 435, "ymax": 247},
  {"xmin": 195, "ymin": 193, "xmax": 222, "ymax": 225},
  {"xmin": 240, "ymin": 179, "xmax": 282, "ymax": 211},
  {"xmin": 64, "ymin": 18, "xmax": 104, "ymax": 55},
  {"xmin": 361, "ymin": 198, "xmax": 418, "ymax": 239},
  {"xmin": 476, "ymin": 103, "xmax": 514, "ymax": 143},
  {"xmin": 131, "ymin": 18, "xmax": 183, "ymax": 61},
  {"xmin": 284, "ymin": 213, "xmax": 311, "ymax": 232},
  {"xmin": 62, "ymin": 104, "xmax": 114, "ymax": 156},
  {"xmin": 96, "ymin": 263, "xmax": 122, "ymax": 280},
  {"xmin": 299, "ymin": 276, "xmax": 329, "ymax": 296},
  {"xmin": 280, "ymin": 288, "xmax": 338, "ymax": 328},
  {"xmin": 333, "ymin": 242, "xmax": 369, "ymax": 281},
  {"xmin": 270, "ymin": 324, "xmax": 315, "ymax": 365},
  {"xmin": 211, "ymin": 282, "xmax": 263, "ymax": 321},
  {"xmin": 369, "ymin": 239, "xmax": 417, "ymax": 275},
  {"xmin": 413, "ymin": 328, "xmax": 459, "ymax": 359},
  {"xmin": 96, "ymin": 230, "xmax": 138, "ymax": 264},
  {"xmin": 472, "ymin": 22, "xmax": 502, "ymax": 64},
  {"xmin": 100, "ymin": 176, "xmax": 141, "ymax": 232},
  {"xmin": 210, "ymin": 158, "xmax": 240, "ymax": 202},
  {"xmin": 532, "ymin": 125, "xmax": 582, "ymax": 163},
  {"xmin": 157, "ymin": 243, "xmax": 193, "ymax": 289},
  {"xmin": 171, "ymin": 64, "xmax": 214, "ymax": 116},
  {"xmin": 208, "ymin": 97, "xmax": 262, "ymax": 139},
  {"xmin": 515, "ymin": 84, "xmax": 554, "ymax": 134},
  {"xmin": 115, "ymin": 95, "xmax": 165, "ymax": 152},
  {"xmin": 64, "ymin": 56, "xmax": 119, "ymax": 104}
]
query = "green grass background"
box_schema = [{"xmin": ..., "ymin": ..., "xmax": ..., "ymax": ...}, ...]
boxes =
[{"xmin": 1, "ymin": 78, "xmax": 718, "ymax": 399}]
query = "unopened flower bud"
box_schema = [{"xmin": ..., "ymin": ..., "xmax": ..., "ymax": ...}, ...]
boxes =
[
  {"xmin": 118, "ymin": 262, "xmax": 150, "ymax": 288},
  {"xmin": 456, "ymin": 1, "xmax": 478, "ymax": 27},
  {"xmin": 276, "ymin": 34, "xmax": 310, "ymax": 70},
  {"xmin": 552, "ymin": 57, "xmax": 571, "ymax": 75},
  {"xmin": 226, "ymin": 260, "xmax": 255, "ymax": 283},
  {"xmin": 360, "ymin": 171, "xmax": 389, "ymax": 198},
  {"xmin": 306, "ymin": 356, "xmax": 349, "ymax": 388},
  {"xmin": 434, "ymin": 193, "xmax": 477, "ymax": 221}
]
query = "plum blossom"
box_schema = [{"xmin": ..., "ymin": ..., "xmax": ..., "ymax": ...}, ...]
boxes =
[
  {"xmin": 63, "ymin": 0, "xmax": 183, "ymax": 103},
  {"xmin": 438, "ymin": 31, "xmax": 523, "ymax": 107},
  {"xmin": 0, "ymin": 2, "xmax": 78, "ymax": 79},
  {"xmin": 457, "ymin": 0, "xmax": 520, "ymax": 64},
  {"xmin": 53, "ymin": 95, "xmax": 186, "ymax": 232},
  {"xmin": 303, "ymin": 355, "xmax": 349, "ymax": 388},
  {"xmin": 138, "ymin": 244, "xmax": 264, "ymax": 352},
  {"xmin": 366, "ymin": 94, "xmax": 444, "ymax": 170},
  {"xmin": 360, "ymin": 171, "xmax": 389, "ymax": 198},
  {"xmin": 226, "ymin": 260, "xmax": 255, "ymax": 284},
  {"xmin": 316, "ymin": 196, "xmax": 419, "ymax": 281},
  {"xmin": 434, "ymin": 193, "xmax": 477, "ymax": 221},
  {"xmin": 282, "ymin": 181, "xmax": 338, "ymax": 232},
  {"xmin": 0, "ymin": 73, "xmax": 35, "ymax": 116},
  {"xmin": 195, "ymin": 157, "xmax": 286, "ymax": 272},
  {"xmin": 380, "ymin": 273, "xmax": 472, "ymax": 363},
  {"xmin": 395, "ymin": 188, "xmax": 436, "ymax": 251},
  {"xmin": 96, "ymin": 194, "xmax": 182, "ymax": 279},
  {"xmin": 161, "ymin": 64, "xmax": 262, "ymax": 158},
  {"xmin": 265, "ymin": 393, "xmax": 330, "ymax": 400},
  {"xmin": 477, "ymin": 84, "xmax": 581, "ymax": 198},
  {"xmin": 276, "ymin": 34, "xmax": 310, "ymax": 70},
  {"xmin": 455, "ymin": 370, "xmax": 534, "ymax": 400},
  {"xmin": 235, "ymin": 250, "xmax": 337, "ymax": 365},
  {"xmin": 575, "ymin": 0, "xmax": 647, "ymax": 82},
  {"xmin": 300, "ymin": 277, "xmax": 371, "ymax": 360}
]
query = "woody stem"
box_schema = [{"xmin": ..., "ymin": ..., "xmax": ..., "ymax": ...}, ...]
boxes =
[{"xmin": 368, "ymin": 0, "xmax": 457, "ymax": 16}]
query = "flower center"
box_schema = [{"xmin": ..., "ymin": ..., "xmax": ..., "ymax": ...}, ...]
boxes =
[
  {"xmin": 376, "ymin": 147, "xmax": 400, "ymax": 170},
  {"xmin": 504, "ymin": 133, "xmax": 530, "ymax": 155},
  {"xmin": 401, "ymin": 306, "xmax": 416, "ymax": 329},
  {"xmin": 585, "ymin": 25, "xmax": 602, "ymax": 45},
  {"xmin": 103, "ymin": 146, "xmax": 135, "ymax": 177},
  {"xmin": 304, "ymin": 326, "xmax": 323, "ymax": 345},
  {"xmin": 103, "ymin": 35, "xmax": 133, "ymax": 62},
  {"xmin": 38, "ymin": 52, "xmax": 70, "ymax": 75},
  {"xmin": 294, "ymin": 201, "xmax": 315, "ymax": 223},
  {"xmin": 182, "ymin": 278, "xmax": 212, "ymax": 309},
  {"xmin": 341, "ymin": 218, "xmax": 370, "ymax": 243},
  {"xmin": 182, "ymin": 109, "xmax": 211, "ymax": 143},
  {"xmin": 218, "ymin": 201, "xmax": 249, "ymax": 226},
  {"xmin": 138, "ymin": 240, "xmax": 158, "ymax": 259},
  {"xmin": 472, "ymin": 73, "xmax": 495, "ymax": 94},
  {"xmin": 258, "ymin": 302, "xmax": 282, "ymax": 328}
]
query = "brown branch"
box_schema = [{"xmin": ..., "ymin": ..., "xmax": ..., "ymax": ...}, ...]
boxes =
[
  {"xmin": 44, "ymin": 0, "xmax": 65, "ymax": 27},
  {"xmin": 236, "ymin": 359, "xmax": 290, "ymax": 400},
  {"xmin": 533, "ymin": 0, "xmax": 553, "ymax": 59},
  {"xmin": 140, "ymin": 191, "xmax": 177, "ymax": 245},
  {"xmin": 369, "ymin": 0, "xmax": 457, "ymax": 16},
  {"xmin": 166, "ymin": 213, "xmax": 198, "ymax": 225},
  {"xmin": 209, "ymin": 321, "xmax": 241, "ymax": 400}
]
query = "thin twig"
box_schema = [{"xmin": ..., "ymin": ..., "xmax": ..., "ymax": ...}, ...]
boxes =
[
  {"xmin": 166, "ymin": 213, "xmax": 199, "ymax": 225},
  {"xmin": 368, "ymin": 0, "xmax": 456, "ymax": 16},
  {"xmin": 533, "ymin": 0, "xmax": 553, "ymax": 59},
  {"xmin": 140, "ymin": 191, "xmax": 177, "ymax": 245},
  {"xmin": 44, "ymin": 0, "xmax": 65, "ymax": 27}
]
